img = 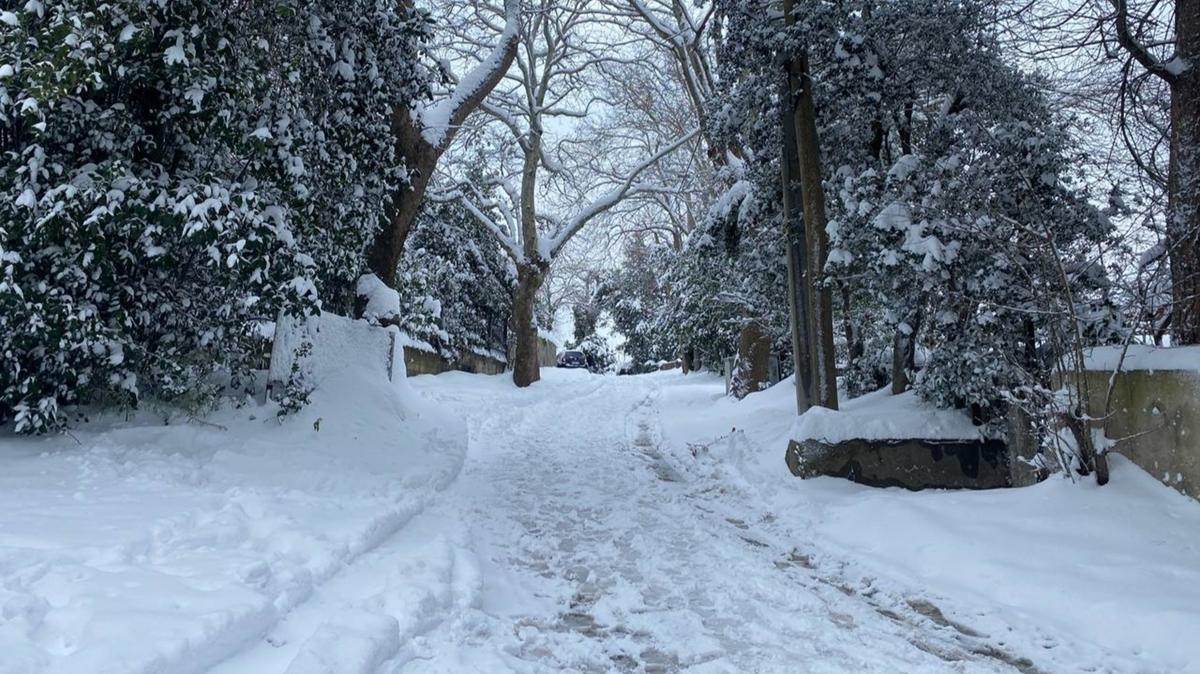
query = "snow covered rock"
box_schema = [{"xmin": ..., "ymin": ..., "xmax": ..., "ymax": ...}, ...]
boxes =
[{"xmin": 785, "ymin": 388, "xmax": 1008, "ymax": 490}]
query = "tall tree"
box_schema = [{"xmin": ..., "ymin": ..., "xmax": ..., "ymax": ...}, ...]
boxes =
[
  {"xmin": 449, "ymin": 0, "xmax": 698, "ymax": 386},
  {"xmin": 1008, "ymin": 0, "xmax": 1199, "ymax": 343},
  {"xmin": 1112, "ymin": 0, "xmax": 1200, "ymax": 343},
  {"xmin": 783, "ymin": 0, "xmax": 838, "ymax": 410},
  {"xmin": 0, "ymin": 0, "xmax": 435, "ymax": 431}
]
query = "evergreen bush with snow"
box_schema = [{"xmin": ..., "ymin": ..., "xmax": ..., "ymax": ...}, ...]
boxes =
[
  {"xmin": 394, "ymin": 199, "xmax": 515, "ymax": 362},
  {"xmin": 0, "ymin": 0, "xmax": 433, "ymax": 431},
  {"xmin": 690, "ymin": 0, "xmax": 1121, "ymax": 421}
]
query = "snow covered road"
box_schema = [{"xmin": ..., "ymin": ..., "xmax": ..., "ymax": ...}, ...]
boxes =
[
  {"xmin": 7, "ymin": 366, "xmax": 1195, "ymax": 673},
  {"xmin": 371, "ymin": 370, "xmax": 1039, "ymax": 673}
]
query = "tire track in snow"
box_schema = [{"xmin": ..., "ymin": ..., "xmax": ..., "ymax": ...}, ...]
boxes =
[{"xmin": 393, "ymin": 372, "xmax": 1033, "ymax": 673}]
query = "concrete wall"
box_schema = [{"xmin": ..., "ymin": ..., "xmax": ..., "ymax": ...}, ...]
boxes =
[
  {"xmin": 403, "ymin": 346, "xmax": 507, "ymax": 377},
  {"xmin": 458, "ymin": 351, "xmax": 507, "ymax": 375},
  {"xmin": 507, "ymin": 337, "xmax": 558, "ymax": 369},
  {"xmin": 403, "ymin": 346, "xmax": 448, "ymax": 377},
  {"xmin": 782, "ymin": 364, "xmax": 1199, "ymax": 496},
  {"xmin": 1084, "ymin": 368, "xmax": 1200, "ymax": 499},
  {"xmin": 786, "ymin": 437, "xmax": 1012, "ymax": 490},
  {"xmin": 538, "ymin": 337, "xmax": 558, "ymax": 367}
]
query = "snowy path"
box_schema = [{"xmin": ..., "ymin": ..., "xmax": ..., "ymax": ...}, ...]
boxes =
[
  {"xmin": 376, "ymin": 371, "xmax": 1034, "ymax": 674},
  {"xmin": 209, "ymin": 368, "xmax": 1189, "ymax": 674},
  {"xmin": 5, "ymin": 364, "xmax": 1193, "ymax": 673}
]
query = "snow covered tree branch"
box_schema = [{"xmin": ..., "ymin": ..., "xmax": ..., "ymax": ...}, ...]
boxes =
[
  {"xmin": 546, "ymin": 127, "xmax": 700, "ymax": 258},
  {"xmin": 364, "ymin": 0, "xmax": 522, "ymax": 289}
]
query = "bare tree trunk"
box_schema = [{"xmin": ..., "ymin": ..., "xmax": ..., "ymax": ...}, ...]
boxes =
[
  {"xmin": 840, "ymin": 283, "xmax": 862, "ymax": 372},
  {"xmin": 781, "ymin": 61, "xmax": 813, "ymax": 413},
  {"xmin": 367, "ymin": 108, "xmax": 437, "ymax": 286},
  {"xmin": 510, "ymin": 125, "xmax": 546, "ymax": 388},
  {"xmin": 790, "ymin": 46, "xmax": 839, "ymax": 410},
  {"xmin": 511, "ymin": 263, "xmax": 546, "ymax": 387},
  {"xmin": 890, "ymin": 308, "xmax": 921, "ymax": 395},
  {"xmin": 1168, "ymin": 0, "xmax": 1200, "ymax": 344}
]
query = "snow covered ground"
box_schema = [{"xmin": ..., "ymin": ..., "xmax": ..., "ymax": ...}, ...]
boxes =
[
  {"xmin": 654, "ymin": 372, "xmax": 1200, "ymax": 673},
  {"xmin": 0, "ymin": 319, "xmax": 464, "ymax": 674},
  {"xmin": 2, "ymin": 362, "xmax": 1198, "ymax": 673}
]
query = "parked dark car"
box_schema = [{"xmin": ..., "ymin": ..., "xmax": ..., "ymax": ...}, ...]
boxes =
[{"xmin": 556, "ymin": 350, "xmax": 589, "ymax": 369}]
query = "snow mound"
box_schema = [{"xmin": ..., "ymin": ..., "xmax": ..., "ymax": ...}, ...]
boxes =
[
  {"xmin": 808, "ymin": 455, "xmax": 1200, "ymax": 672},
  {"xmin": 790, "ymin": 387, "xmax": 985, "ymax": 443},
  {"xmin": 0, "ymin": 313, "xmax": 464, "ymax": 674},
  {"xmin": 355, "ymin": 273, "xmax": 401, "ymax": 323}
]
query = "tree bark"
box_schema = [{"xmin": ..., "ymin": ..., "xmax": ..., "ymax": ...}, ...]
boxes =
[
  {"xmin": 790, "ymin": 47, "xmax": 839, "ymax": 410},
  {"xmin": 511, "ymin": 262, "xmax": 547, "ymax": 387},
  {"xmin": 782, "ymin": 91, "xmax": 811, "ymax": 412},
  {"xmin": 680, "ymin": 344, "xmax": 693, "ymax": 374},
  {"xmin": 1168, "ymin": 0, "xmax": 1200, "ymax": 344},
  {"xmin": 367, "ymin": 107, "xmax": 437, "ymax": 287},
  {"xmin": 890, "ymin": 308, "xmax": 921, "ymax": 395},
  {"xmin": 732, "ymin": 320, "xmax": 773, "ymax": 398},
  {"xmin": 781, "ymin": 68, "xmax": 814, "ymax": 414},
  {"xmin": 509, "ymin": 124, "xmax": 546, "ymax": 388},
  {"xmin": 840, "ymin": 283, "xmax": 863, "ymax": 371}
]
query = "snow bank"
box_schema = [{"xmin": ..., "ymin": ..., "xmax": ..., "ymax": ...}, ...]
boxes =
[
  {"xmin": 790, "ymin": 386, "xmax": 985, "ymax": 443},
  {"xmin": 804, "ymin": 457, "xmax": 1200, "ymax": 672},
  {"xmin": 1083, "ymin": 344, "xmax": 1200, "ymax": 372},
  {"xmin": 0, "ymin": 313, "xmax": 464, "ymax": 674},
  {"xmin": 654, "ymin": 373, "xmax": 1200, "ymax": 673}
]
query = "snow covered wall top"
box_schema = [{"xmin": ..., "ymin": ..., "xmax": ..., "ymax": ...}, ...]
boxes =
[
  {"xmin": 1082, "ymin": 345, "xmax": 1200, "ymax": 372},
  {"xmin": 790, "ymin": 388, "xmax": 985, "ymax": 444}
]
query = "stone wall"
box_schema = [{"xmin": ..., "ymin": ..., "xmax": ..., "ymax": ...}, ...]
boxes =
[{"xmin": 1084, "ymin": 368, "xmax": 1200, "ymax": 499}]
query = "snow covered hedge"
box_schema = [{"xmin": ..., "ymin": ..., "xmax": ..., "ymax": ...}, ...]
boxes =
[
  {"xmin": 392, "ymin": 199, "xmax": 515, "ymax": 363},
  {"xmin": 0, "ymin": 0, "xmax": 434, "ymax": 432}
]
